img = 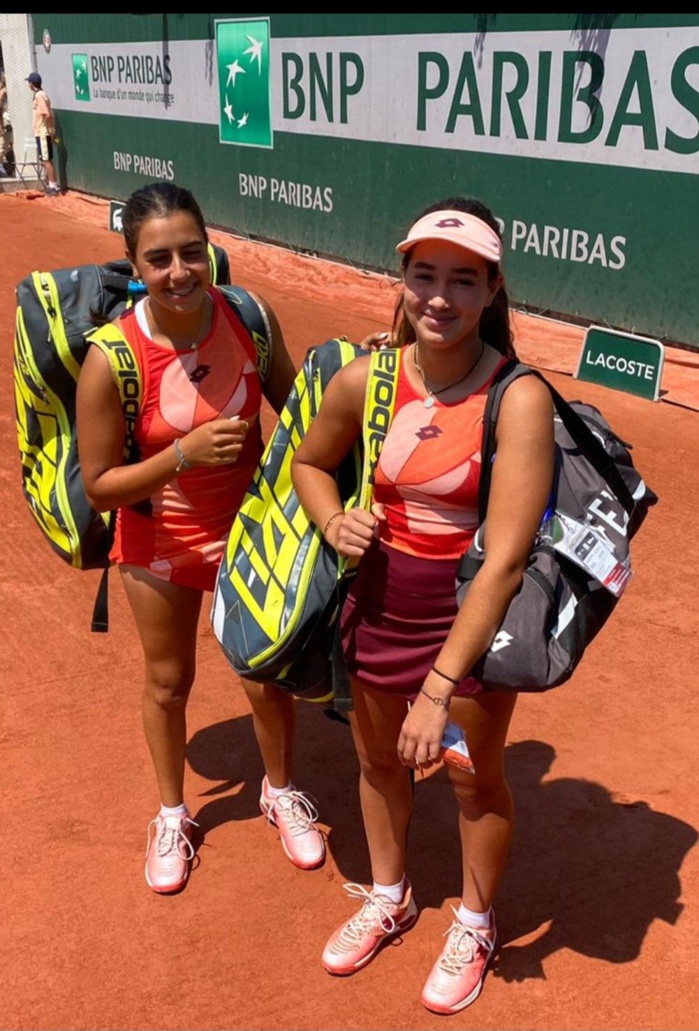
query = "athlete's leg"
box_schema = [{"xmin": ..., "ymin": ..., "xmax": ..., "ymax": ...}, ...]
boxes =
[
  {"xmin": 120, "ymin": 565, "xmax": 203, "ymax": 807},
  {"xmin": 243, "ymin": 680, "xmax": 325, "ymax": 869},
  {"xmin": 348, "ymin": 679, "xmax": 414, "ymax": 885},
  {"xmin": 240, "ymin": 680, "xmax": 295, "ymax": 788},
  {"xmin": 320, "ymin": 680, "xmax": 417, "ymax": 975},
  {"xmin": 420, "ymin": 691, "xmax": 517, "ymax": 1013},
  {"xmin": 447, "ymin": 691, "xmax": 518, "ymax": 912}
]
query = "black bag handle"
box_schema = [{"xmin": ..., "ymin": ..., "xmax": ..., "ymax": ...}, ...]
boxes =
[{"xmin": 478, "ymin": 359, "xmax": 636, "ymax": 524}]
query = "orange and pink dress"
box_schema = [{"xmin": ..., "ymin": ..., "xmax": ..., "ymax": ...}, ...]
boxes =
[
  {"xmin": 340, "ymin": 352, "xmax": 507, "ymax": 700},
  {"xmin": 109, "ymin": 288, "xmax": 263, "ymax": 592}
]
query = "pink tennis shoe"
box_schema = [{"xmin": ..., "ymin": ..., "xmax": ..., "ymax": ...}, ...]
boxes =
[
  {"xmin": 259, "ymin": 777, "xmax": 325, "ymax": 870},
  {"xmin": 421, "ymin": 908, "xmax": 497, "ymax": 1013},
  {"xmin": 322, "ymin": 881, "xmax": 418, "ymax": 975},
  {"xmin": 144, "ymin": 810, "xmax": 198, "ymax": 894}
]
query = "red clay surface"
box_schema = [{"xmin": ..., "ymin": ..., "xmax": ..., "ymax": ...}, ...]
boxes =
[{"xmin": 2, "ymin": 190, "xmax": 698, "ymax": 1031}]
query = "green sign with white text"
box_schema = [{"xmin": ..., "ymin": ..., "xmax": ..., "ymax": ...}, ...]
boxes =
[{"xmin": 575, "ymin": 327, "xmax": 664, "ymax": 401}]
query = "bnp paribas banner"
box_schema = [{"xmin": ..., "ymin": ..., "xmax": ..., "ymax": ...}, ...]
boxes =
[{"xmin": 34, "ymin": 14, "xmax": 699, "ymax": 348}]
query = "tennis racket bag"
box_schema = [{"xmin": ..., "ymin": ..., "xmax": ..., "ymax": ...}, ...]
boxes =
[
  {"xmin": 456, "ymin": 360, "xmax": 658, "ymax": 691},
  {"xmin": 211, "ymin": 343, "xmax": 400, "ymax": 713}
]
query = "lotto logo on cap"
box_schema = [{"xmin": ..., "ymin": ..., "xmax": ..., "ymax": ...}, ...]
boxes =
[{"xmin": 396, "ymin": 210, "xmax": 503, "ymax": 263}]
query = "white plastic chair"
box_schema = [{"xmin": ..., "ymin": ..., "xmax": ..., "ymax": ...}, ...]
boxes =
[{"xmin": 13, "ymin": 137, "xmax": 47, "ymax": 191}]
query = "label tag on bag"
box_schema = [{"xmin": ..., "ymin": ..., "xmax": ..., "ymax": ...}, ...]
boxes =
[{"xmin": 543, "ymin": 514, "xmax": 633, "ymax": 597}]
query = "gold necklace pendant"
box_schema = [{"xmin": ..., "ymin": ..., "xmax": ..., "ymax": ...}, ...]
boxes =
[
  {"xmin": 146, "ymin": 296, "xmax": 208, "ymax": 351},
  {"xmin": 414, "ymin": 341, "xmax": 485, "ymax": 408}
]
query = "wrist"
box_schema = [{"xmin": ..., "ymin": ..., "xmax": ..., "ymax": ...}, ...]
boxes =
[
  {"xmin": 173, "ymin": 438, "xmax": 192, "ymax": 474},
  {"xmin": 420, "ymin": 686, "xmax": 451, "ymax": 709},
  {"xmin": 431, "ymin": 665, "xmax": 462, "ymax": 688},
  {"xmin": 322, "ymin": 510, "xmax": 344, "ymax": 543}
]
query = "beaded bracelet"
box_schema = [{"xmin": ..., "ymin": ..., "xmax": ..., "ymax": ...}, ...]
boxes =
[
  {"xmin": 173, "ymin": 438, "xmax": 192, "ymax": 473},
  {"xmin": 322, "ymin": 511, "xmax": 344, "ymax": 538}
]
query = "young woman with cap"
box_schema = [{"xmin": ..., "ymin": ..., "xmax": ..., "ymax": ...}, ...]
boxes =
[{"xmin": 291, "ymin": 197, "xmax": 555, "ymax": 1013}]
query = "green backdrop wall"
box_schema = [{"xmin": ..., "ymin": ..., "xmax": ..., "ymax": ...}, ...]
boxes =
[{"xmin": 32, "ymin": 14, "xmax": 699, "ymax": 349}]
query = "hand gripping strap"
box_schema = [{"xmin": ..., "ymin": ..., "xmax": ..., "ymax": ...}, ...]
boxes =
[{"xmin": 324, "ymin": 344, "xmax": 400, "ymax": 716}]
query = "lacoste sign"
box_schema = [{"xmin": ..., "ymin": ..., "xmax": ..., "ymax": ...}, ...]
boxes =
[{"xmin": 575, "ymin": 326, "xmax": 664, "ymax": 401}]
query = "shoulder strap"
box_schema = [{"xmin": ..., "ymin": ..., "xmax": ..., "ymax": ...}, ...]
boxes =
[
  {"xmin": 329, "ymin": 344, "xmax": 399, "ymax": 717},
  {"xmin": 359, "ymin": 347, "xmax": 401, "ymax": 508},
  {"xmin": 478, "ymin": 358, "xmax": 635, "ymax": 524},
  {"xmin": 478, "ymin": 359, "xmax": 531, "ymax": 522},
  {"xmin": 208, "ymin": 243, "xmax": 231, "ymax": 286},
  {"xmin": 215, "ymin": 284, "xmax": 272, "ymax": 384},
  {"xmin": 85, "ymin": 324, "xmax": 144, "ymax": 635},
  {"xmin": 88, "ymin": 323, "xmax": 143, "ymax": 463}
]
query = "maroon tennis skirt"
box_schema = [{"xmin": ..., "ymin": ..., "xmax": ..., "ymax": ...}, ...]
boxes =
[{"xmin": 340, "ymin": 538, "xmax": 483, "ymax": 701}]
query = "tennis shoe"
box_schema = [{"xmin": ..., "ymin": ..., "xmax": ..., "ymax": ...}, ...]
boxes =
[
  {"xmin": 322, "ymin": 881, "xmax": 418, "ymax": 975},
  {"xmin": 259, "ymin": 777, "xmax": 325, "ymax": 869},
  {"xmin": 144, "ymin": 810, "xmax": 198, "ymax": 894},
  {"xmin": 421, "ymin": 908, "xmax": 497, "ymax": 1013}
]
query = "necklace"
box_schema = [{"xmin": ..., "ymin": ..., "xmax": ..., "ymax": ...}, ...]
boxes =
[
  {"xmin": 413, "ymin": 341, "xmax": 485, "ymax": 409},
  {"xmin": 145, "ymin": 295, "xmax": 211, "ymax": 351}
]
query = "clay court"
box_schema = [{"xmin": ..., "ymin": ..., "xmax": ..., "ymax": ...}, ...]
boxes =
[{"xmin": 2, "ymin": 190, "xmax": 698, "ymax": 1031}]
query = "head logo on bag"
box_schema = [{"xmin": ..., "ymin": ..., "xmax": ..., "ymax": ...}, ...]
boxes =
[{"xmin": 456, "ymin": 360, "xmax": 658, "ymax": 691}]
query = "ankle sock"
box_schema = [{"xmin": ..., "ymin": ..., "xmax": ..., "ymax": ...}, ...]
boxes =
[
  {"xmin": 456, "ymin": 903, "xmax": 492, "ymax": 929},
  {"xmin": 160, "ymin": 803, "xmax": 188, "ymax": 818},
  {"xmin": 373, "ymin": 877, "xmax": 406, "ymax": 904},
  {"xmin": 265, "ymin": 779, "xmax": 294, "ymax": 799}
]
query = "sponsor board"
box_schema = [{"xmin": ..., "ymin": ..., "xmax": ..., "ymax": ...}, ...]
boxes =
[
  {"xmin": 108, "ymin": 200, "xmax": 124, "ymax": 234},
  {"xmin": 575, "ymin": 326, "xmax": 664, "ymax": 401}
]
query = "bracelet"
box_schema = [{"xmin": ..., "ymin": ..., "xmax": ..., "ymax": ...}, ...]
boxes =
[
  {"xmin": 431, "ymin": 666, "xmax": 461, "ymax": 687},
  {"xmin": 322, "ymin": 511, "xmax": 344, "ymax": 538},
  {"xmin": 173, "ymin": 438, "xmax": 192, "ymax": 473},
  {"xmin": 420, "ymin": 688, "xmax": 451, "ymax": 708}
]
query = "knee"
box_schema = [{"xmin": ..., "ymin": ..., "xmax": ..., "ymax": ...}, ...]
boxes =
[
  {"xmin": 144, "ymin": 664, "xmax": 194, "ymax": 710},
  {"xmin": 451, "ymin": 771, "xmax": 512, "ymax": 820},
  {"xmin": 243, "ymin": 680, "xmax": 295, "ymax": 717},
  {"xmin": 356, "ymin": 747, "xmax": 404, "ymax": 787}
]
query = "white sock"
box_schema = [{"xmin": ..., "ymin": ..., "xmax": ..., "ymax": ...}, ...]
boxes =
[
  {"xmin": 160, "ymin": 803, "xmax": 187, "ymax": 818},
  {"xmin": 265, "ymin": 780, "xmax": 294, "ymax": 799},
  {"xmin": 456, "ymin": 903, "xmax": 492, "ymax": 930},
  {"xmin": 373, "ymin": 877, "xmax": 406, "ymax": 904}
]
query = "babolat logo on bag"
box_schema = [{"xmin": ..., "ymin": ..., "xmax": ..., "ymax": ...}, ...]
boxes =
[{"xmin": 365, "ymin": 348, "xmax": 398, "ymax": 482}]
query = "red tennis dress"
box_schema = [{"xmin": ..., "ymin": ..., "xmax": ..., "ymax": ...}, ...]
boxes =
[{"xmin": 109, "ymin": 288, "xmax": 264, "ymax": 591}]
